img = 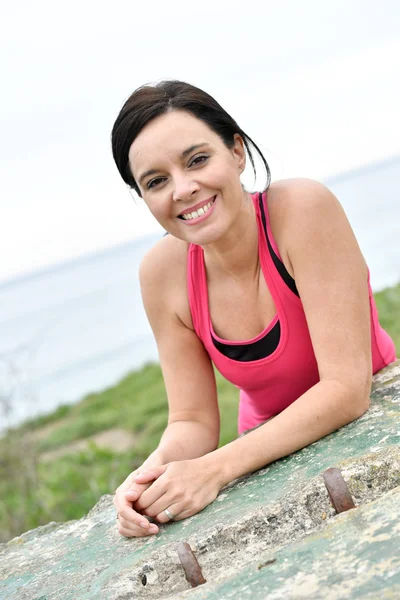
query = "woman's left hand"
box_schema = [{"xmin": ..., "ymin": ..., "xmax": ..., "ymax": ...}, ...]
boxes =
[{"xmin": 129, "ymin": 458, "xmax": 222, "ymax": 523}]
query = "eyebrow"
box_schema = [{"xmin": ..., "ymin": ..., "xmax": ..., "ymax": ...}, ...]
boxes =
[{"xmin": 138, "ymin": 143, "xmax": 210, "ymax": 185}]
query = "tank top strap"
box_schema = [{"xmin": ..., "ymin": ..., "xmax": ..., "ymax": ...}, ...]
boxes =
[
  {"xmin": 187, "ymin": 243, "xmax": 208, "ymax": 339},
  {"xmin": 254, "ymin": 191, "xmax": 300, "ymax": 299}
]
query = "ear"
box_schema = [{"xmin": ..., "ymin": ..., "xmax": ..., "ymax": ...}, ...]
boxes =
[{"xmin": 232, "ymin": 133, "xmax": 246, "ymax": 174}]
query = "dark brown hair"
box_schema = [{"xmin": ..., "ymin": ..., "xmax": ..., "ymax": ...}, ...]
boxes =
[{"xmin": 111, "ymin": 80, "xmax": 270, "ymax": 196}]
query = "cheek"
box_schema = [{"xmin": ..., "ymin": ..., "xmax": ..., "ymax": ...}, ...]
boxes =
[
  {"xmin": 208, "ymin": 161, "xmax": 239, "ymax": 188},
  {"xmin": 145, "ymin": 197, "xmax": 170, "ymax": 223}
]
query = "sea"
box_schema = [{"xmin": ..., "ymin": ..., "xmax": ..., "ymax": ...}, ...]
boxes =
[{"xmin": 1, "ymin": 155, "xmax": 399, "ymax": 430}]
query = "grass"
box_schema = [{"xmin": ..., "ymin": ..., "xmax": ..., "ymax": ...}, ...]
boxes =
[
  {"xmin": 0, "ymin": 283, "xmax": 399, "ymax": 542},
  {"xmin": 374, "ymin": 282, "xmax": 400, "ymax": 351}
]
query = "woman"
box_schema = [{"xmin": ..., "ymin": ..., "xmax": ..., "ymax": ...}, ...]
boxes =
[{"xmin": 111, "ymin": 80, "xmax": 396, "ymax": 538}]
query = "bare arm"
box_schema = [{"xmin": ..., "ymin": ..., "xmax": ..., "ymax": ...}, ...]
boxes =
[
  {"xmin": 139, "ymin": 239, "xmax": 221, "ymax": 463},
  {"xmin": 202, "ymin": 379, "xmax": 367, "ymax": 487},
  {"xmin": 115, "ymin": 238, "xmax": 220, "ymax": 537}
]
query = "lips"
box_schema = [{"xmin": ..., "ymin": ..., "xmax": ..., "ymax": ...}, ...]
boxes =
[
  {"xmin": 178, "ymin": 195, "xmax": 217, "ymax": 226},
  {"xmin": 177, "ymin": 196, "xmax": 216, "ymax": 218}
]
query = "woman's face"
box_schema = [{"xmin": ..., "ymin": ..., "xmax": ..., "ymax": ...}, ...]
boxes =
[{"xmin": 128, "ymin": 110, "xmax": 247, "ymax": 245}]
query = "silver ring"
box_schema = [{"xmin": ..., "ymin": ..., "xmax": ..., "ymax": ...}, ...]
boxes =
[{"xmin": 164, "ymin": 508, "xmax": 176, "ymax": 521}]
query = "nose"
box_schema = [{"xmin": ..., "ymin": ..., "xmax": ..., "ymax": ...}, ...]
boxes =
[{"xmin": 172, "ymin": 172, "xmax": 200, "ymax": 202}]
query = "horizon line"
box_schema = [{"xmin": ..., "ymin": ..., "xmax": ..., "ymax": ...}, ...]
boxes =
[{"xmin": 1, "ymin": 152, "xmax": 399, "ymax": 290}]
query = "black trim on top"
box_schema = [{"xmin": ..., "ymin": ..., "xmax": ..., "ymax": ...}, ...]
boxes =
[
  {"xmin": 258, "ymin": 193, "xmax": 299, "ymax": 297},
  {"xmin": 209, "ymin": 190, "xmax": 300, "ymax": 362},
  {"xmin": 211, "ymin": 320, "xmax": 281, "ymax": 362}
]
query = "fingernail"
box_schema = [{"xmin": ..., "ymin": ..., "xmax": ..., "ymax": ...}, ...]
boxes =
[
  {"xmin": 140, "ymin": 520, "xmax": 149, "ymax": 529},
  {"xmin": 148, "ymin": 525, "xmax": 158, "ymax": 534},
  {"xmin": 125, "ymin": 490, "xmax": 138, "ymax": 499}
]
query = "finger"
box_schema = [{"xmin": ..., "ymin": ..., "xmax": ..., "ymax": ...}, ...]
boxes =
[
  {"xmin": 117, "ymin": 481, "xmax": 152, "ymax": 514},
  {"xmin": 124, "ymin": 481, "xmax": 151, "ymax": 502},
  {"xmin": 117, "ymin": 508, "xmax": 159, "ymax": 533},
  {"xmin": 157, "ymin": 505, "xmax": 200, "ymax": 523},
  {"xmin": 134, "ymin": 483, "xmax": 168, "ymax": 513},
  {"xmin": 114, "ymin": 471, "xmax": 140, "ymax": 499},
  {"xmin": 137, "ymin": 491, "xmax": 169, "ymax": 517},
  {"xmin": 117, "ymin": 520, "xmax": 159, "ymax": 538},
  {"xmin": 133, "ymin": 465, "xmax": 168, "ymax": 483},
  {"xmin": 117, "ymin": 499, "xmax": 156, "ymax": 531},
  {"xmin": 121, "ymin": 469, "xmax": 140, "ymax": 489},
  {"xmin": 118, "ymin": 512, "xmax": 159, "ymax": 532},
  {"xmin": 155, "ymin": 502, "xmax": 183, "ymax": 524}
]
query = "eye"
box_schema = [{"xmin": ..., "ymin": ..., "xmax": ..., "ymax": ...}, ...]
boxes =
[
  {"xmin": 189, "ymin": 154, "xmax": 209, "ymax": 167},
  {"xmin": 147, "ymin": 177, "xmax": 166, "ymax": 190},
  {"xmin": 146, "ymin": 155, "xmax": 208, "ymax": 189}
]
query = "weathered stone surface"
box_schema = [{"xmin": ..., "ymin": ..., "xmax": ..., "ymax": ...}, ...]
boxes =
[
  {"xmin": 182, "ymin": 485, "xmax": 400, "ymax": 600},
  {"xmin": 1, "ymin": 360, "xmax": 399, "ymax": 600}
]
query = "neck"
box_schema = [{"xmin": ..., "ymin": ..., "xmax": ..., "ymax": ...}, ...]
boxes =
[{"xmin": 202, "ymin": 192, "xmax": 259, "ymax": 280}]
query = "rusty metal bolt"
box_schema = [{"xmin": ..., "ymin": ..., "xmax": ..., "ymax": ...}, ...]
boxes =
[
  {"xmin": 176, "ymin": 541, "xmax": 206, "ymax": 588},
  {"xmin": 323, "ymin": 467, "xmax": 356, "ymax": 514}
]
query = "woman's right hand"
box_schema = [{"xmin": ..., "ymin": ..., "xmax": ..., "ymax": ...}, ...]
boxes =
[{"xmin": 113, "ymin": 455, "xmax": 164, "ymax": 537}]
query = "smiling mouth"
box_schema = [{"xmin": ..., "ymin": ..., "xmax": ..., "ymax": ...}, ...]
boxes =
[{"xmin": 177, "ymin": 197, "xmax": 216, "ymax": 220}]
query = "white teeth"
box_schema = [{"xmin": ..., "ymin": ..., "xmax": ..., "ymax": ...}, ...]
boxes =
[{"xmin": 181, "ymin": 199, "xmax": 214, "ymax": 220}]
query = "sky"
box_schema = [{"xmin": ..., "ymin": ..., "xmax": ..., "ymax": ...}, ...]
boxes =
[{"xmin": 1, "ymin": 0, "xmax": 400, "ymax": 283}]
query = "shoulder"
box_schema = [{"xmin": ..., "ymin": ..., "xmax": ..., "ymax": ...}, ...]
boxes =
[
  {"xmin": 139, "ymin": 234, "xmax": 188, "ymax": 287},
  {"xmin": 269, "ymin": 177, "xmax": 351, "ymax": 240},
  {"xmin": 268, "ymin": 177, "xmax": 367, "ymax": 276},
  {"xmin": 139, "ymin": 234, "xmax": 193, "ymax": 328},
  {"xmin": 268, "ymin": 177, "xmax": 341, "ymax": 218},
  {"xmin": 266, "ymin": 178, "xmax": 352, "ymax": 269}
]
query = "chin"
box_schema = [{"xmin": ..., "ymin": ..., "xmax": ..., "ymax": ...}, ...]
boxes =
[{"xmin": 185, "ymin": 226, "xmax": 229, "ymax": 247}]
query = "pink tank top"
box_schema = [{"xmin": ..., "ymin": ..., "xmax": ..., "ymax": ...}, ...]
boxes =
[{"xmin": 187, "ymin": 191, "xmax": 397, "ymax": 434}]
